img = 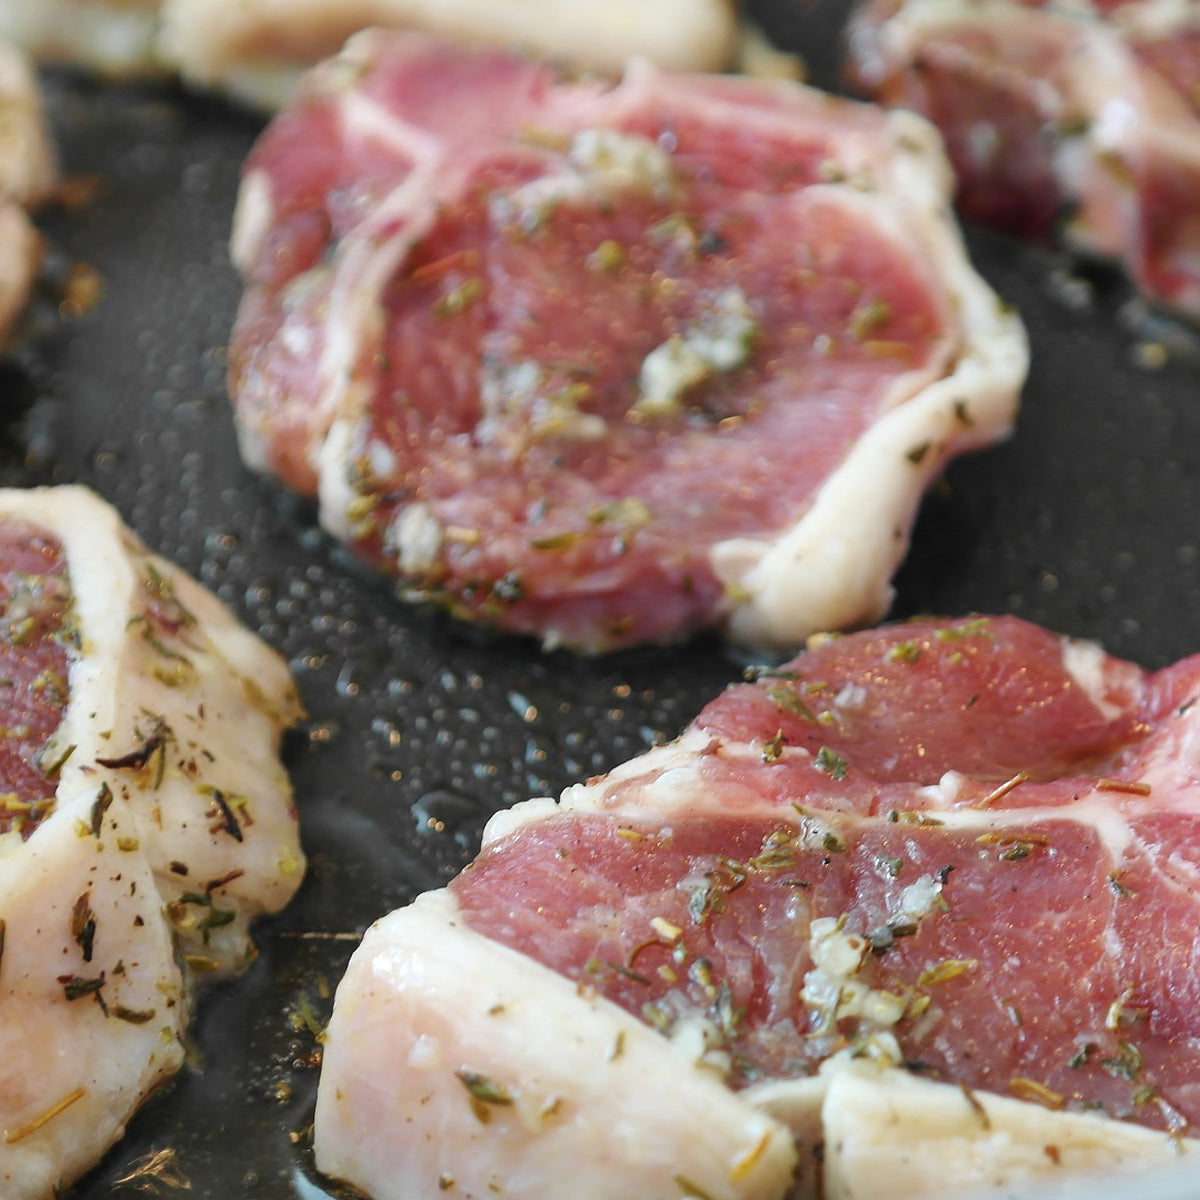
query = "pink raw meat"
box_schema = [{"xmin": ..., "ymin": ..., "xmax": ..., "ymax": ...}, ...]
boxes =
[
  {"xmin": 230, "ymin": 31, "xmax": 1024, "ymax": 652},
  {"xmin": 850, "ymin": 0, "xmax": 1200, "ymax": 317}
]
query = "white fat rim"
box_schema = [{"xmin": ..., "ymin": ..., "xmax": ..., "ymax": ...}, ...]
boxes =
[{"xmin": 314, "ymin": 887, "xmax": 797, "ymax": 1200}]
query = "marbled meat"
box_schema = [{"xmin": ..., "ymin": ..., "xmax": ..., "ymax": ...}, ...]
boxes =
[
  {"xmin": 849, "ymin": 0, "xmax": 1200, "ymax": 318},
  {"xmin": 229, "ymin": 31, "xmax": 1026, "ymax": 653},
  {"xmin": 315, "ymin": 615, "xmax": 1200, "ymax": 1199}
]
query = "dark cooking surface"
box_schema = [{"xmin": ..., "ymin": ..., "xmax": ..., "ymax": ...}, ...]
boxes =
[{"xmin": 4, "ymin": 2, "xmax": 1200, "ymax": 1196}]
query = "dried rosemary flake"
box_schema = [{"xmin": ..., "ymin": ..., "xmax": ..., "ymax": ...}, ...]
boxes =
[
  {"xmin": 530, "ymin": 531, "xmax": 584, "ymax": 551},
  {"xmin": 935, "ymin": 617, "xmax": 993, "ymax": 641},
  {"xmin": 1101, "ymin": 1040, "xmax": 1143, "ymax": 1082},
  {"xmin": 906, "ymin": 994, "xmax": 932, "ymax": 1020},
  {"xmin": 760, "ymin": 730, "xmax": 784, "ymax": 764},
  {"xmin": 917, "ymin": 958, "xmax": 978, "ymax": 987},
  {"xmin": 729, "ymin": 1129, "xmax": 774, "ymax": 1184},
  {"xmin": 456, "ymin": 1071, "xmax": 514, "ymax": 1124},
  {"xmin": 36, "ymin": 740, "xmax": 75, "ymax": 777},
  {"xmin": 675, "ymin": 1175, "xmax": 720, "ymax": 1200},
  {"xmin": 1009, "ymin": 1077, "xmax": 1065, "ymax": 1109},
  {"xmin": 1106, "ymin": 986, "xmax": 1146, "ymax": 1031},
  {"xmin": 876, "ymin": 854, "xmax": 903, "ymax": 879},
  {"xmin": 434, "ymin": 277, "xmax": 483, "ymax": 317},
  {"xmin": 1096, "ymin": 778, "xmax": 1152, "ymax": 797},
  {"xmin": 974, "ymin": 771, "xmax": 1030, "ymax": 808},
  {"xmin": 111, "ymin": 1005, "xmax": 156, "ymax": 1025},
  {"xmin": 1000, "ymin": 842, "xmax": 1035, "ymax": 861},
  {"xmin": 886, "ymin": 639, "xmax": 922, "ymax": 663},
  {"xmin": 1068, "ymin": 1044, "xmax": 1094, "ymax": 1069},
  {"xmin": 960, "ymin": 1084, "xmax": 991, "ymax": 1129},
  {"xmin": 59, "ymin": 973, "xmax": 105, "ymax": 1003},
  {"xmin": 1108, "ymin": 871, "xmax": 1135, "ymax": 899},
  {"xmin": 765, "ymin": 684, "xmax": 815, "ymax": 722},
  {"xmin": 71, "ymin": 892, "xmax": 96, "ymax": 963},
  {"xmin": 206, "ymin": 788, "xmax": 244, "ymax": 842},
  {"xmin": 89, "ymin": 784, "xmax": 113, "ymax": 837},
  {"xmin": 4, "ymin": 1086, "xmax": 87, "ymax": 1144},
  {"xmin": 588, "ymin": 239, "xmax": 626, "ymax": 273},
  {"xmin": 848, "ymin": 297, "xmax": 893, "ymax": 340},
  {"xmin": 814, "ymin": 746, "xmax": 848, "ymax": 781}
]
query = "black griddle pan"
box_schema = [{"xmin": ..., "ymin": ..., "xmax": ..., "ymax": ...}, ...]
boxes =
[{"xmin": 6, "ymin": 2, "xmax": 1199, "ymax": 1195}]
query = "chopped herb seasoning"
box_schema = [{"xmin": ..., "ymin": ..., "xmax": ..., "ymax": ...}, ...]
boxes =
[
  {"xmin": 71, "ymin": 892, "xmax": 96, "ymax": 963},
  {"xmin": 917, "ymin": 959, "xmax": 977, "ymax": 987},
  {"xmin": 685, "ymin": 858, "xmax": 748, "ymax": 925},
  {"xmin": 814, "ymin": 746, "xmax": 848, "ymax": 781},
  {"xmin": 1009, "ymin": 1078, "xmax": 1064, "ymax": 1109},
  {"xmin": 89, "ymin": 784, "xmax": 113, "ymax": 837},
  {"xmin": 760, "ymin": 730, "xmax": 784, "ymax": 764},
  {"xmin": 848, "ymin": 297, "xmax": 893, "ymax": 340},
  {"xmin": 1108, "ymin": 871, "xmax": 1134, "ymax": 898},
  {"xmin": 886, "ymin": 640, "xmax": 921, "ymax": 663},
  {"xmin": 167, "ymin": 891, "xmax": 238, "ymax": 941},
  {"xmin": 530, "ymin": 531, "xmax": 584, "ymax": 551},
  {"xmin": 975, "ymin": 771, "xmax": 1029, "ymax": 807},
  {"xmin": 206, "ymin": 789, "xmax": 244, "ymax": 842},
  {"xmin": 876, "ymin": 854, "xmax": 904, "ymax": 879},
  {"xmin": 456, "ymin": 1071, "xmax": 514, "ymax": 1122},
  {"xmin": 1101, "ymin": 1040, "xmax": 1143, "ymax": 1082},
  {"xmin": 960, "ymin": 1084, "xmax": 991, "ymax": 1129},
  {"xmin": 765, "ymin": 684, "xmax": 815, "ymax": 722},
  {"xmin": 748, "ymin": 829, "xmax": 796, "ymax": 872},
  {"xmin": 111, "ymin": 1005, "xmax": 156, "ymax": 1025},
  {"xmin": 36, "ymin": 740, "xmax": 75, "ymax": 778},
  {"xmin": 587, "ymin": 239, "xmax": 625, "ymax": 273},
  {"xmin": 96, "ymin": 720, "xmax": 169, "ymax": 788},
  {"xmin": 934, "ymin": 618, "xmax": 993, "ymax": 641},
  {"xmin": 1068, "ymin": 1044, "xmax": 1094, "ymax": 1069},
  {"xmin": 59, "ymin": 972, "xmax": 106, "ymax": 1008},
  {"xmin": 434, "ymin": 277, "xmax": 483, "ymax": 317}
]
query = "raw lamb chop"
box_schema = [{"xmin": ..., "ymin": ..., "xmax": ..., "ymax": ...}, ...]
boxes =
[
  {"xmin": 228, "ymin": 32, "xmax": 1027, "ymax": 653},
  {"xmin": 848, "ymin": 0, "xmax": 1200, "ymax": 318},
  {"xmin": 0, "ymin": 39, "xmax": 55, "ymax": 344},
  {"xmin": 0, "ymin": 486, "xmax": 304, "ymax": 1199},
  {"xmin": 0, "ymin": 0, "xmax": 738, "ymax": 105},
  {"xmin": 316, "ymin": 615, "xmax": 1200, "ymax": 1200},
  {"xmin": 0, "ymin": 0, "xmax": 160, "ymax": 79},
  {"xmin": 156, "ymin": 0, "xmax": 740, "ymax": 109}
]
